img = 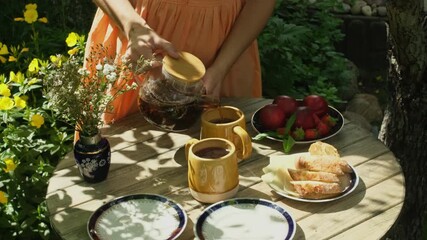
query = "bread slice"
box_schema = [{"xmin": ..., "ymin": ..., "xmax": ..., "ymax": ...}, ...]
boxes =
[
  {"xmin": 288, "ymin": 169, "xmax": 340, "ymax": 183},
  {"xmin": 308, "ymin": 141, "xmax": 340, "ymax": 157},
  {"xmin": 296, "ymin": 155, "xmax": 352, "ymax": 175},
  {"xmin": 291, "ymin": 180, "xmax": 342, "ymax": 198}
]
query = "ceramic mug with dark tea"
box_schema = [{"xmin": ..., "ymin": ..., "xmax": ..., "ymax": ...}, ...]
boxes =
[
  {"xmin": 185, "ymin": 138, "xmax": 239, "ymax": 203},
  {"xmin": 200, "ymin": 106, "xmax": 252, "ymax": 160}
]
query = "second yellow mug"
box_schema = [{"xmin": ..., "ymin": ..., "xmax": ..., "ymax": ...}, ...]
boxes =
[{"xmin": 200, "ymin": 106, "xmax": 252, "ymax": 160}]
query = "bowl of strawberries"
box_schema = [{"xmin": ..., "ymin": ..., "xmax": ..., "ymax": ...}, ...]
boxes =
[{"xmin": 251, "ymin": 95, "xmax": 344, "ymax": 151}]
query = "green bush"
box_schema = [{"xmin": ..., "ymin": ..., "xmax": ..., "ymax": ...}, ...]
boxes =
[
  {"xmin": 258, "ymin": 0, "xmax": 353, "ymax": 104},
  {"xmin": 0, "ymin": 2, "xmax": 82, "ymax": 239}
]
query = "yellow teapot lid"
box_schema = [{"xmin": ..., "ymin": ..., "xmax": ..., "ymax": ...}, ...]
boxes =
[{"xmin": 163, "ymin": 51, "xmax": 206, "ymax": 83}]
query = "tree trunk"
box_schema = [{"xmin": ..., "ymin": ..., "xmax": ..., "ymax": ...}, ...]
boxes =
[{"xmin": 380, "ymin": 1, "xmax": 427, "ymax": 239}]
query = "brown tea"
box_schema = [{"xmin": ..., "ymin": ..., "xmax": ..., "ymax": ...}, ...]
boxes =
[
  {"xmin": 195, "ymin": 147, "xmax": 230, "ymax": 159},
  {"xmin": 209, "ymin": 118, "xmax": 235, "ymax": 124},
  {"xmin": 138, "ymin": 97, "xmax": 202, "ymax": 132}
]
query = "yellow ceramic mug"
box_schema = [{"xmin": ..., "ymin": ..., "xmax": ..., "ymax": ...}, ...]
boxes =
[
  {"xmin": 185, "ymin": 138, "xmax": 239, "ymax": 203},
  {"xmin": 200, "ymin": 106, "xmax": 252, "ymax": 160}
]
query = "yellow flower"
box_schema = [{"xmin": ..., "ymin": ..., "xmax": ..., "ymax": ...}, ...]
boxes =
[
  {"xmin": 24, "ymin": 8, "xmax": 38, "ymax": 24},
  {"xmin": 0, "ymin": 83, "xmax": 11, "ymax": 97},
  {"xmin": 14, "ymin": 17, "xmax": 25, "ymax": 22},
  {"xmin": 0, "ymin": 191, "xmax": 7, "ymax": 205},
  {"xmin": 28, "ymin": 78, "xmax": 38, "ymax": 85},
  {"xmin": 0, "ymin": 97, "xmax": 14, "ymax": 110},
  {"xmin": 8, "ymin": 56, "xmax": 17, "ymax": 62},
  {"xmin": 0, "ymin": 43, "xmax": 8, "ymax": 63},
  {"xmin": 66, "ymin": 32, "xmax": 79, "ymax": 47},
  {"xmin": 10, "ymin": 71, "xmax": 25, "ymax": 84},
  {"xmin": 4, "ymin": 158, "xmax": 17, "ymax": 173},
  {"xmin": 50, "ymin": 55, "xmax": 63, "ymax": 66},
  {"xmin": 21, "ymin": 48, "xmax": 29, "ymax": 53},
  {"xmin": 14, "ymin": 96, "xmax": 27, "ymax": 109},
  {"xmin": 0, "ymin": 43, "xmax": 8, "ymax": 55},
  {"xmin": 25, "ymin": 3, "xmax": 37, "ymax": 10},
  {"xmin": 68, "ymin": 47, "xmax": 79, "ymax": 56},
  {"xmin": 30, "ymin": 114, "xmax": 44, "ymax": 128},
  {"xmin": 38, "ymin": 17, "xmax": 48, "ymax": 23},
  {"xmin": 28, "ymin": 58, "xmax": 40, "ymax": 73}
]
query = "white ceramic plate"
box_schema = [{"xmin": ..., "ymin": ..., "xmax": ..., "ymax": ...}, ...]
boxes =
[
  {"xmin": 251, "ymin": 104, "xmax": 344, "ymax": 144},
  {"xmin": 262, "ymin": 153, "xmax": 359, "ymax": 203},
  {"xmin": 87, "ymin": 194, "xmax": 187, "ymax": 240},
  {"xmin": 194, "ymin": 198, "xmax": 296, "ymax": 240}
]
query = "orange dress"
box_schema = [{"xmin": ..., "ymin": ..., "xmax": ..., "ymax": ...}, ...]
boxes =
[{"xmin": 86, "ymin": 0, "xmax": 262, "ymax": 124}]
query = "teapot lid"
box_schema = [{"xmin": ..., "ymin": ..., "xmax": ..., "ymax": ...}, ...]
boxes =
[{"xmin": 163, "ymin": 51, "xmax": 205, "ymax": 83}]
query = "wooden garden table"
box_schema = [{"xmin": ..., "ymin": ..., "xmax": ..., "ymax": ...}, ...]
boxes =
[{"xmin": 46, "ymin": 98, "xmax": 405, "ymax": 240}]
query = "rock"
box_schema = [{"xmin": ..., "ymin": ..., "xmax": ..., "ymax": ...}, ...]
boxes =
[
  {"xmin": 351, "ymin": 0, "xmax": 367, "ymax": 15},
  {"xmin": 361, "ymin": 5, "xmax": 372, "ymax": 16},
  {"xmin": 335, "ymin": 3, "xmax": 351, "ymax": 13},
  {"xmin": 377, "ymin": 6, "xmax": 387, "ymax": 16},
  {"xmin": 341, "ymin": 3, "xmax": 351, "ymax": 13},
  {"xmin": 346, "ymin": 93, "xmax": 384, "ymax": 123},
  {"xmin": 337, "ymin": 59, "xmax": 360, "ymax": 101},
  {"xmin": 371, "ymin": 6, "xmax": 378, "ymax": 16},
  {"xmin": 343, "ymin": 111, "xmax": 372, "ymax": 132}
]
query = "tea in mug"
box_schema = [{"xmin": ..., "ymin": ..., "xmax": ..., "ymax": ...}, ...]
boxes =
[
  {"xmin": 195, "ymin": 147, "xmax": 230, "ymax": 159},
  {"xmin": 209, "ymin": 118, "xmax": 235, "ymax": 124}
]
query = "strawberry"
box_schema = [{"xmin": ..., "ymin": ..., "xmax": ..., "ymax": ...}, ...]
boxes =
[
  {"xmin": 304, "ymin": 128, "xmax": 318, "ymax": 140},
  {"xmin": 292, "ymin": 127, "xmax": 305, "ymax": 141},
  {"xmin": 321, "ymin": 114, "xmax": 337, "ymax": 127},
  {"xmin": 312, "ymin": 113, "xmax": 321, "ymax": 125},
  {"xmin": 276, "ymin": 127, "xmax": 289, "ymax": 136},
  {"xmin": 316, "ymin": 121, "xmax": 330, "ymax": 136}
]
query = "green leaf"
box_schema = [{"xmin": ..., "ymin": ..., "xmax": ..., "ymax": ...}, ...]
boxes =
[
  {"xmin": 285, "ymin": 113, "xmax": 296, "ymax": 134},
  {"xmin": 283, "ymin": 135, "xmax": 296, "ymax": 153}
]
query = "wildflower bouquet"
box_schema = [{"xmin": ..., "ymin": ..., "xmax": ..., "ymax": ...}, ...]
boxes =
[{"xmin": 42, "ymin": 33, "xmax": 137, "ymax": 137}]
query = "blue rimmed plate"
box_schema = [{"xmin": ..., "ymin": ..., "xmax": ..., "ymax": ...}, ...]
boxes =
[
  {"xmin": 194, "ymin": 198, "xmax": 296, "ymax": 240},
  {"xmin": 87, "ymin": 194, "xmax": 187, "ymax": 240}
]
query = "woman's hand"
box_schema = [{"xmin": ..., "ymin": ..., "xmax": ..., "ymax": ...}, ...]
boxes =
[
  {"xmin": 203, "ymin": 65, "xmax": 227, "ymax": 98},
  {"xmin": 125, "ymin": 23, "xmax": 179, "ymax": 67}
]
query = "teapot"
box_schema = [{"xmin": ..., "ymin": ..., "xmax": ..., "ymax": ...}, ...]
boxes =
[{"xmin": 136, "ymin": 51, "xmax": 209, "ymax": 131}]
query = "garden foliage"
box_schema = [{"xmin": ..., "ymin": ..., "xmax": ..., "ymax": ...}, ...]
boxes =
[
  {"xmin": 258, "ymin": 0, "xmax": 353, "ymax": 104},
  {"xmin": 0, "ymin": 3, "xmax": 80, "ymax": 239}
]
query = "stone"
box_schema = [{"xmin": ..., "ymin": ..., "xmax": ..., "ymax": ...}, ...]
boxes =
[
  {"xmin": 346, "ymin": 93, "xmax": 384, "ymax": 123},
  {"xmin": 361, "ymin": 6, "xmax": 372, "ymax": 16},
  {"xmin": 377, "ymin": 6, "xmax": 387, "ymax": 16},
  {"xmin": 337, "ymin": 59, "xmax": 360, "ymax": 101},
  {"xmin": 343, "ymin": 111, "xmax": 372, "ymax": 132},
  {"xmin": 351, "ymin": 0, "xmax": 367, "ymax": 15}
]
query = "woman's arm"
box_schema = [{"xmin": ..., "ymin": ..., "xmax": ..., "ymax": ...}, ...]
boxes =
[
  {"xmin": 91, "ymin": 0, "xmax": 178, "ymax": 63},
  {"xmin": 204, "ymin": 0, "xmax": 276, "ymax": 96}
]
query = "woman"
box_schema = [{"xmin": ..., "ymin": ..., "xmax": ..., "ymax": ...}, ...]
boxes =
[{"xmin": 86, "ymin": 0, "xmax": 276, "ymax": 123}]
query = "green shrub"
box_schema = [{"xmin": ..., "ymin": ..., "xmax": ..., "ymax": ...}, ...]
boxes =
[
  {"xmin": 258, "ymin": 0, "xmax": 353, "ymax": 104},
  {"xmin": 0, "ymin": 3, "xmax": 77, "ymax": 239}
]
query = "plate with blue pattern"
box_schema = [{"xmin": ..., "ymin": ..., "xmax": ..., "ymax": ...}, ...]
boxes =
[
  {"xmin": 88, "ymin": 194, "xmax": 187, "ymax": 240},
  {"xmin": 194, "ymin": 198, "xmax": 296, "ymax": 240}
]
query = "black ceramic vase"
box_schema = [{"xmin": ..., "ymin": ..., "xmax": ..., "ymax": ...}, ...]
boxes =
[{"xmin": 73, "ymin": 132, "xmax": 111, "ymax": 183}]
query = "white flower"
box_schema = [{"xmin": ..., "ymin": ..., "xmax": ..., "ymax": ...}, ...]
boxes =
[
  {"xmin": 106, "ymin": 72, "xmax": 117, "ymax": 81},
  {"xmin": 102, "ymin": 64, "xmax": 115, "ymax": 75},
  {"xmin": 78, "ymin": 67, "xmax": 89, "ymax": 76},
  {"xmin": 96, "ymin": 63, "xmax": 103, "ymax": 71}
]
